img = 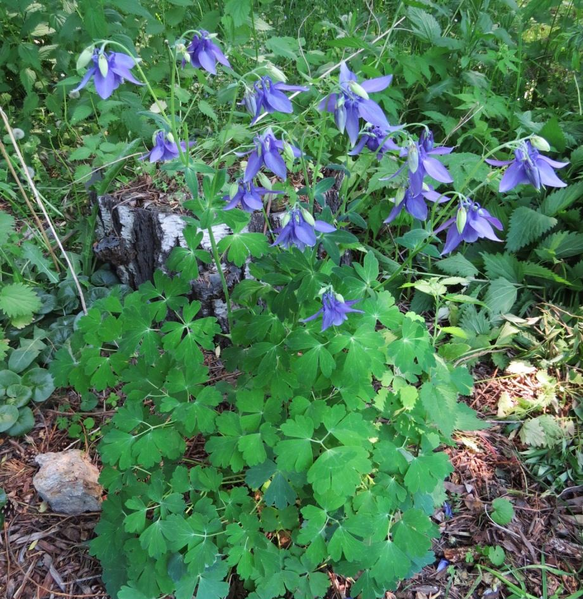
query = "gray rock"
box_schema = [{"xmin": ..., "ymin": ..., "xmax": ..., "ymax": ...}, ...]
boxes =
[{"xmin": 33, "ymin": 450, "xmax": 102, "ymax": 515}]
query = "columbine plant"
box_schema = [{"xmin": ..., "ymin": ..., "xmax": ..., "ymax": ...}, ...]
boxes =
[{"xmin": 59, "ymin": 26, "xmax": 571, "ymax": 599}]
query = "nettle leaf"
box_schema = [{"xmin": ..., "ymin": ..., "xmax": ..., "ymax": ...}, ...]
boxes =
[
  {"xmin": 506, "ymin": 207, "xmax": 557, "ymax": 252},
  {"xmin": 484, "ymin": 278, "xmax": 518, "ymax": 315},
  {"xmin": 436, "ymin": 254, "xmax": 479, "ymax": 277},
  {"xmin": 481, "ymin": 253, "xmax": 524, "ymax": 284},
  {"xmin": 0, "ymin": 284, "xmax": 41, "ymax": 320},
  {"xmin": 540, "ymin": 182, "xmax": 583, "ymax": 217},
  {"xmin": 218, "ymin": 231, "xmax": 269, "ymax": 267}
]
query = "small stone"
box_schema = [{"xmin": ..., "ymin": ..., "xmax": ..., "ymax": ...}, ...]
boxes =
[{"xmin": 33, "ymin": 450, "xmax": 102, "ymax": 515}]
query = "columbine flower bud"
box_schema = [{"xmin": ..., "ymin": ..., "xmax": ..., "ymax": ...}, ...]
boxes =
[
  {"xmin": 281, "ymin": 212, "xmax": 291, "ymax": 227},
  {"xmin": 265, "ymin": 63, "xmax": 287, "ymax": 82},
  {"xmin": 27, "ymin": 167, "xmax": 35, "ymax": 179},
  {"xmin": 76, "ymin": 47, "xmax": 94, "ymax": 72},
  {"xmin": 228, "ymin": 182, "xmax": 239, "ymax": 199},
  {"xmin": 301, "ymin": 208, "xmax": 315, "ymax": 226},
  {"xmin": 69, "ymin": 90, "xmax": 80, "ymax": 99},
  {"xmin": 283, "ymin": 141, "xmax": 295, "ymax": 162},
  {"xmin": 98, "ymin": 53, "xmax": 109, "ymax": 77},
  {"xmin": 530, "ymin": 135, "xmax": 551, "ymax": 152},
  {"xmin": 12, "ymin": 128, "xmax": 25, "ymax": 140},
  {"xmin": 395, "ymin": 187, "xmax": 406, "ymax": 206},
  {"xmin": 408, "ymin": 142, "xmax": 419, "ymax": 173},
  {"xmin": 334, "ymin": 292, "xmax": 345, "ymax": 303},
  {"xmin": 166, "ymin": 132, "xmax": 175, "ymax": 144},
  {"xmin": 257, "ymin": 172, "xmax": 272, "ymax": 189},
  {"xmin": 348, "ymin": 80, "xmax": 370, "ymax": 100},
  {"xmin": 456, "ymin": 205, "xmax": 467, "ymax": 234}
]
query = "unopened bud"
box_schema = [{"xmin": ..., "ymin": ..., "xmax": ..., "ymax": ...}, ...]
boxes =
[
  {"xmin": 265, "ymin": 63, "xmax": 287, "ymax": 82},
  {"xmin": 334, "ymin": 292, "xmax": 345, "ymax": 303},
  {"xmin": 228, "ymin": 182, "xmax": 240, "ymax": 199},
  {"xmin": 98, "ymin": 53, "xmax": 109, "ymax": 78},
  {"xmin": 456, "ymin": 206, "xmax": 467, "ymax": 234},
  {"xmin": 283, "ymin": 142, "xmax": 295, "ymax": 162},
  {"xmin": 26, "ymin": 166, "xmax": 35, "ymax": 179},
  {"xmin": 301, "ymin": 208, "xmax": 315, "ymax": 226},
  {"xmin": 257, "ymin": 172, "xmax": 272, "ymax": 189},
  {"xmin": 408, "ymin": 143, "xmax": 419, "ymax": 173},
  {"xmin": 395, "ymin": 187, "xmax": 406, "ymax": 205},
  {"xmin": 349, "ymin": 80, "xmax": 370, "ymax": 100},
  {"xmin": 530, "ymin": 135, "xmax": 551, "ymax": 152},
  {"xmin": 175, "ymin": 43, "xmax": 186, "ymax": 54},
  {"xmin": 281, "ymin": 212, "xmax": 291, "ymax": 227},
  {"xmin": 76, "ymin": 47, "xmax": 94, "ymax": 72},
  {"xmin": 12, "ymin": 128, "xmax": 25, "ymax": 140},
  {"xmin": 69, "ymin": 90, "xmax": 80, "ymax": 99},
  {"xmin": 166, "ymin": 132, "xmax": 175, "ymax": 144}
]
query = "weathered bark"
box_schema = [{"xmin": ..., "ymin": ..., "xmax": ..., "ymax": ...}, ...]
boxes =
[{"xmin": 93, "ymin": 169, "xmax": 346, "ymax": 321}]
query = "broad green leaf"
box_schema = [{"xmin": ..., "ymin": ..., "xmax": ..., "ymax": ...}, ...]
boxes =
[
  {"xmin": 484, "ymin": 278, "xmax": 517, "ymax": 314},
  {"xmin": 505, "ymin": 207, "xmax": 556, "ymax": 252},
  {"xmin": 490, "ymin": 498, "xmax": 514, "ymax": 525},
  {"xmin": 0, "ymin": 284, "xmax": 41, "ymax": 320}
]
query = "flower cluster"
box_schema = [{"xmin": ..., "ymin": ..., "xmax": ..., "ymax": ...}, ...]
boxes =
[
  {"xmin": 437, "ymin": 199, "xmax": 503, "ymax": 255},
  {"xmin": 185, "ymin": 30, "xmax": 230, "ymax": 74},
  {"xmin": 318, "ymin": 62, "xmax": 396, "ymax": 145},
  {"xmin": 486, "ymin": 139, "xmax": 568, "ymax": 192},
  {"xmin": 272, "ymin": 206, "xmax": 335, "ymax": 251},
  {"xmin": 73, "ymin": 49, "xmax": 142, "ymax": 100},
  {"xmin": 141, "ymin": 131, "xmax": 194, "ymax": 163},
  {"xmin": 241, "ymin": 76, "xmax": 309, "ymax": 124},
  {"xmin": 223, "ymin": 179, "xmax": 283, "ymax": 212}
]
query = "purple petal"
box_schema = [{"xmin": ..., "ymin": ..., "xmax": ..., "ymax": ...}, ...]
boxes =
[
  {"xmin": 485, "ymin": 158, "xmax": 513, "ymax": 167},
  {"xmin": 243, "ymin": 192, "xmax": 264, "ymax": 211},
  {"xmin": 428, "ymin": 146, "xmax": 454, "ymax": 155},
  {"xmin": 538, "ymin": 155, "xmax": 569, "ymax": 169},
  {"xmin": 198, "ymin": 50, "xmax": 217, "ymax": 74},
  {"xmin": 357, "ymin": 99, "xmax": 389, "ymax": 128},
  {"xmin": 149, "ymin": 144, "xmax": 164, "ymax": 163},
  {"xmin": 442, "ymin": 226, "xmax": 463, "ymax": 255},
  {"xmin": 72, "ymin": 67, "xmax": 96, "ymax": 93},
  {"xmin": 345, "ymin": 107, "xmax": 360, "ymax": 145},
  {"xmin": 422, "ymin": 157, "xmax": 453, "ymax": 183},
  {"xmin": 244, "ymin": 151, "xmax": 262, "ymax": 182},
  {"xmin": 499, "ymin": 161, "xmax": 528, "ymax": 192},
  {"xmin": 295, "ymin": 222, "xmax": 317, "ymax": 246},
  {"xmin": 301, "ymin": 308, "xmax": 324, "ymax": 323},
  {"xmin": 340, "ymin": 62, "xmax": 357, "ymax": 84},
  {"xmin": 406, "ymin": 194, "xmax": 428, "ymax": 220},
  {"xmin": 111, "ymin": 65, "xmax": 142, "ymax": 85},
  {"xmin": 383, "ymin": 203, "xmax": 403, "ymax": 224},
  {"xmin": 265, "ymin": 89, "xmax": 293, "ymax": 113},
  {"xmin": 209, "ymin": 43, "xmax": 230, "ymax": 67},
  {"xmin": 112, "ymin": 53, "xmax": 136, "ymax": 68},
  {"xmin": 93, "ymin": 72, "xmax": 116, "ymax": 99},
  {"xmin": 318, "ymin": 93, "xmax": 338, "ymax": 113},
  {"xmin": 264, "ymin": 150, "xmax": 287, "ymax": 180},
  {"xmin": 537, "ymin": 160, "xmax": 567, "ymax": 188},
  {"xmin": 275, "ymin": 83, "xmax": 309, "ymax": 92},
  {"xmin": 348, "ymin": 137, "xmax": 367, "ymax": 156},
  {"xmin": 361, "ymin": 74, "xmax": 393, "ymax": 93},
  {"xmin": 314, "ymin": 220, "xmax": 336, "ymax": 233},
  {"xmin": 469, "ymin": 215, "xmax": 500, "ymax": 241}
]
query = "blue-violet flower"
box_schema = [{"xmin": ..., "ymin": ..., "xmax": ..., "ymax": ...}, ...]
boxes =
[
  {"xmin": 485, "ymin": 140, "xmax": 568, "ymax": 192},
  {"xmin": 73, "ymin": 49, "xmax": 142, "ymax": 100},
  {"xmin": 141, "ymin": 131, "xmax": 194, "ymax": 163},
  {"xmin": 239, "ymin": 128, "xmax": 302, "ymax": 182},
  {"xmin": 348, "ymin": 124, "xmax": 400, "ymax": 159},
  {"xmin": 223, "ymin": 179, "xmax": 284, "ymax": 212},
  {"xmin": 437, "ymin": 199, "xmax": 503, "ymax": 255},
  {"xmin": 384, "ymin": 185, "xmax": 446, "ymax": 223},
  {"xmin": 186, "ymin": 30, "xmax": 230, "ymax": 75},
  {"xmin": 318, "ymin": 62, "xmax": 394, "ymax": 145},
  {"xmin": 272, "ymin": 206, "xmax": 335, "ymax": 251},
  {"xmin": 302, "ymin": 290, "xmax": 364, "ymax": 331},
  {"xmin": 242, "ymin": 76, "xmax": 309, "ymax": 124}
]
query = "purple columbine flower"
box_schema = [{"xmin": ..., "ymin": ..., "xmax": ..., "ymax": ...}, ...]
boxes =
[
  {"xmin": 348, "ymin": 124, "xmax": 400, "ymax": 159},
  {"xmin": 73, "ymin": 49, "xmax": 142, "ymax": 100},
  {"xmin": 444, "ymin": 502, "xmax": 453, "ymax": 519},
  {"xmin": 140, "ymin": 131, "xmax": 194, "ymax": 163},
  {"xmin": 186, "ymin": 30, "xmax": 230, "ymax": 75},
  {"xmin": 242, "ymin": 76, "xmax": 309, "ymax": 124},
  {"xmin": 239, "ymin": 128, "xmax": 302, "ymax": 182},
  {"xmin": 384, "ymin": 185, "xmax": 446, "ymax": 224},
  {"xmin": 318, "ymin": 62, "xmax": 394, "ymax": 145},
  {"xmin": 302, "ymin": 290, "xmax": 364, "ymax": 331},
  {"xmin": 223, "ymin": 179, "xmax": 284, "ymax": 212},
  {"xmin": 485, "ymin": 139, "xmax": 568, "ymax": 192},
  {"xmin": 437, "ymin": 199, "xmax": 503, "ymax": 255},
  {"xmin": 272, "ymin": 206, "xmax": 335, "ymax": 251},
  {"xmin": 401, "ymin": 130, "xmax": 454, "ymax": 195}
]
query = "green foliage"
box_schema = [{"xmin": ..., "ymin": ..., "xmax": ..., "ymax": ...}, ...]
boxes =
[{"xmin": 490, "ymin": 498, "xmax": 515, "ymax": 526}]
